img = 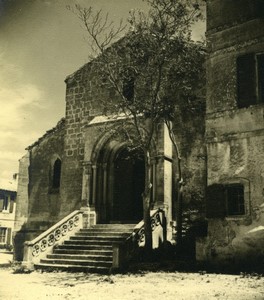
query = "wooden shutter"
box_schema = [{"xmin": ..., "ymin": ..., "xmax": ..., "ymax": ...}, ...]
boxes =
[
  {"xmin": 206, "ymin": 184, "xmax": 226, "ymax": 218},
  {"xmin": 0, "ymin": 199, "xmax": 3, "ymax": 212},
  {"xmin": 237, "ymin": 53, "xmax": 256, "ymax": 108},
  {"xmin": 257, "ymin": 54, "xmax": 264, "ymax": 103},
  {"xmin": 6, "ymin": 228, "xmax": 12, "ymax": 245},
  {"xmin": 9, "ymin": 200, "xmax": 14, "ymax": 213}
]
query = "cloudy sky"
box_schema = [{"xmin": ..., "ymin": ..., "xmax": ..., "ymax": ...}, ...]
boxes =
[{"xmin": 0, "ymin": 0, "xmax": 205, "ymax": 191}]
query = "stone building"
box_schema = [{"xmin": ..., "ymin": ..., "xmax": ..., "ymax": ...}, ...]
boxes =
[
  {"xmin": 0, "ymin": 189, "xmax": 16, "ymax": 250},
  {"xmin": 13, "ymin": 35, "xmax": 206, "ymax": 268},
  {"xmin": 196, "ymin": 0, "xmax": 264, "ymax": 271},
  {"xmin": 14, "ymin": 0, "xmax": 264, "ymax": 273}
]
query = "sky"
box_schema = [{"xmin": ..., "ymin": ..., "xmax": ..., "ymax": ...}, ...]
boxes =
[{"xmin": 0, "ymin": 0, "xmax": 205, "ymax": 191}]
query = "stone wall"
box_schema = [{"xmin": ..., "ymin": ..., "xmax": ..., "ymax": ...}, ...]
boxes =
[
  {"xmin": 26, "ymin": 120, "xmax": 65, "ymax": 232},
  {"xmin": 15, "ymin": 37, "xmax": 206, "ymax": 260},
  {"xmin": 198, "ymin": 0, "xmax": 264, "ymax": 270},
  {"xmin": 13, "ymin": 153, "xmax": 30, "ymax": 260}
]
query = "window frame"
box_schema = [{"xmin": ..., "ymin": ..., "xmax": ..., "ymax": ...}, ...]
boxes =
[
  {"xmin": 206, "ymin": 178, "xmax": 250, "ymax": 219},
  {"xmin": 225, "ymin": 184, "xmax": 245, "ymax": 216},
  {"xmin": 49, "ymin": 157, "xmax": 62, "ymax": 193},
  {"xmin": 0, "ymin": 228, "xmax": 7, "ymax": 244},
  {"xmin": 223, "ymin": 178, "xmax": 250, "ymax": 219},
  {"xmin": 237, "ymin": 52, "xmax": 264, "ymax": 108}
]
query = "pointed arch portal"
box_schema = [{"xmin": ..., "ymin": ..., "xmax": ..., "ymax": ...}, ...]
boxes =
[
  {"xmin": 90, "ymin": 136, "xmax": 146, "ymax": 223},
  {"xmin": 83, "ymin": 122, "xmax": 173, "ymax": 230}
]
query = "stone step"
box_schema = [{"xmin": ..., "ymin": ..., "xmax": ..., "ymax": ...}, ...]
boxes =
[
  {"xmin": 75, "ymin": 231, "xmax": 131, "ymax": 237},
  {"xmin": 40, "ymin": 258, "xmax": 112, "ymax": 268},
  {"xmin": 90, "ymin": 224, "xmax": 135, "ymax": 228},
  {"xmin": 80, "ymin": 225, "xmax": 135, "ymax": 232},
  {"xmin": 35, "ymin": 263, "xmax": 109, "ymax": 273},
  {"xmin": 64, "ymin": 240, "xmax": 114, "ymax": 246},
  {"xmin": 53, "ymin": 249, "xmax": 113, "ymax": 256},
  {"xmin": 71, "ymin": 235, "xmax": 129, "ymax": 241},
  {"xmin": 56, "ymin": 244, "xmax": 112, "ymax": 250},
  {"xmin": 35, "ymin": 223, "xmax": 136, "ymax": 273},
  {"xmin": 47, "ymin": 254, "xmax": 112, "ymax": 261}
]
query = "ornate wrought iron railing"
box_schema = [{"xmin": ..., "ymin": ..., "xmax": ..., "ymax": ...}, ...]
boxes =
[
  {"xmin": 22, "ymin": 210, "xmax": 87, "ymax": 268},
  {"xmin": 112, "ymin": 209, "xmax": 165, "ymax": 271}
]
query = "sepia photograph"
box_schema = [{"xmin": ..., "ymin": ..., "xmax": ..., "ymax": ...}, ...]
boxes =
[{"xmin": 0, "ymin": 0, "xmax": 264, "ymax": 299}]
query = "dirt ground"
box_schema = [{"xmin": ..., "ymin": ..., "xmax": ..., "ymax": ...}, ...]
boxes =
[{"xmin": 0, "ymin": 266, "xmax": 263, "ymax": 300}]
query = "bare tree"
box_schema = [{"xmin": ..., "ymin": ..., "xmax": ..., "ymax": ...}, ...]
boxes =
[{"xmin": 68, "ymin": 0, "xmax": 205, "ymax": 254}]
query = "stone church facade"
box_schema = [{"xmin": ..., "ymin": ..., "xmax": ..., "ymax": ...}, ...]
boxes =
[
  {"xmin": 14, "ymin": 0, "xmax": 264, "ymax": 271},
  {"xmin": 14, "ymin": 36, "xmax": 206, "ymax": 261}
]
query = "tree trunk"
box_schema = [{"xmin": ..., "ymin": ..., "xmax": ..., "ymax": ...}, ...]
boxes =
[
  {"xmin": 176, "ymin": 180, "xmax": 183, "ymax": 246},
  {"xmin": 165, "ymin": 121, "xmax": 183, "ymax": 248},
  {"xmin": 142, "ymin": 151, "xmax": 153, "ymax": 256}
]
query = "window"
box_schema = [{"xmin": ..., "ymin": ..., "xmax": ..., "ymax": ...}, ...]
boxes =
[
  {"xmin": 123, "ymin": 77, "xmax": 134, "ymax": 102},
  {"xmin": 52, "ymin": 159, "xmax": 61, "ymax": 189},
  {"xmin": 237, "ymin": 53, "xmax": 264, "ymax": 108},
  {"xmin": 226, "ymin": 184, "xmax": 245, "ymax": 216},
  {"xmin": 206, "ymin": 183, "xmax": 246, "ymax": 218},
  {"xmin": 0, "ymin": 228, "xmax": 6, "ymax": 244},
  {"xmin": 2, "ymin": 196, "xmax": 8, "ymax": 211},
  {"xmin": 122, "ymin": 69, "xmax": 135, "ymax": 102}
]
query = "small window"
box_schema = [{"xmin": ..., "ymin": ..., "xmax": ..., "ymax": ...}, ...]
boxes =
[
  {"xmin": 226, "ymin": 184, "xmax": 245, "ymax": 216},
  {"xmin": 206, "ymin": 183, "xmax": 246, "ymax": 218},
  {"xmin": 122, "ymin": 69, "xmax": 135, "ymax": 102},
  {"xmin": 0, "ymin": 228, "xmax": 6, "ymax": 244},
  {"xmin": 52, "ymin": 159, "xmax": 61, "ymax": 189},
  {"xmin": 3, "ymin": 196, "xmax": 8, "ymax": 211},
  {"xmin": 237, "ymin": 53, "xmax": 264, "ymax": 108},
  {"xmin": 123, "ymin": 77, "xmax": 134, "ymax": 102}
]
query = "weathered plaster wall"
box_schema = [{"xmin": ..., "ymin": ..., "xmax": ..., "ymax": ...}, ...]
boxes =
[
  {"xmin": 198, "ymin": 0, "xmax": 264, "ymax": 270},
  {"xmin": 14, "ymin": 153, "xmax": 30, "ymax": 260},
  {"xmin": 207, "ymin": 0, "xmax": 264, "ymax": 32}
]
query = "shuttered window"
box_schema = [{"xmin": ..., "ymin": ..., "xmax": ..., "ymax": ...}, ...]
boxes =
[
  {"xmin": 226, "ymin": 184, "xmax": 245, "ymax": 215},
  {"xmin": 0, "ymin": 228, "xmax": 6, "ymax": 244},
  {"xmin": 257, "ymin": 54, "xmax": 264, "ymax": 104},
  {"xmin": 206, "ymin": 184, "xmax": 226, "ymax": 218},
  {"xmin": 237, "ymin": 53, "xmax": 264, "ymax": 108},
  {"xmin": 9, "ymin": 200, "xmax": 14, "ymax": 213},
  {"xmin": 0, "ymin": 198, "xmax": 3, "ymax": 212},
  {"xmin": 206, "ymin": 184, "xmax": 245, "ymax": 218}
]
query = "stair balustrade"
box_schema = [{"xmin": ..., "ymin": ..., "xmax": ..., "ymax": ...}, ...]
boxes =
[
  {"xmin": 112, "ymin": 209, "xmax": 165, "ymax": 271},
  {"xmin": 134, "ymin": 208, "xmax": 165, "ymax": 247},
  {"xmin": 22, "ymin": 208, "xmax": 165, "ymax": 272},
  {"xmin": 22, "ymin": 210, "xmax": 91, "ymax": 269}
]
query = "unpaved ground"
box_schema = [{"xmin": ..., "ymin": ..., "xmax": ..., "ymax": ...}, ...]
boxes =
[{"xmin": 0, "ymin": 267, "xmax": 263, "ymax": 300}]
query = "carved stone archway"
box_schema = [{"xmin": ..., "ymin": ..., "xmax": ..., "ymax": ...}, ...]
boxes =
[{"xmin": 82, "ymin": 122, "xmax": 173, "ymax": 227}]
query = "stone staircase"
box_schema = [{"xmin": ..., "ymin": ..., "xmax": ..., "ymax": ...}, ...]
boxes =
[{"xmin": 34, "ymin": 224, "xmax": 135, "ymax": 273}]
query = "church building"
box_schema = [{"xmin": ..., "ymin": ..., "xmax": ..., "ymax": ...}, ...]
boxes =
[
  {"xmin": 13, "ymin": 26, "xmax": 206, "ymax": 270},
  {"xmin": 13, "ymin": 0, "xmax": 264, "ymax": 273}
]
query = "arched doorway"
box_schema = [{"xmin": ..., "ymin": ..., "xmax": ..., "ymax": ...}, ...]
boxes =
[
  {"xmin": 93, "ymin": 141, "xmax": 145, "ymax": 224},
  {"xmin": 112, "ymin": 148, "xmax": 145, "ymax": 222}
]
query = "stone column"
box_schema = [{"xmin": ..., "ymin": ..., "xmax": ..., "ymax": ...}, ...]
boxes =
[
  {"xmin": 91, "ymin": 164, "xmax": 97, "ymax": 209},
  {"xmin": 102, "ymin": 163, "xmax": 108, "ymax": 221},
  {"xmin": 153, "ymin": 154, "xmax": 166, "ymax": 209},
  {"xmin": 81, "ymin": 161, "xmax": 92, "ymax": 208},
  {"xmin": 152, "ymin": 122, "xmax": 173, "ymax": 241},
  {"xmin": 150, "ymin": 158, "xmax": 156, "ymax": 205},
  {"xmin": 81, "ymin": 161, "xmax": 92, "ymax": 228}
]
